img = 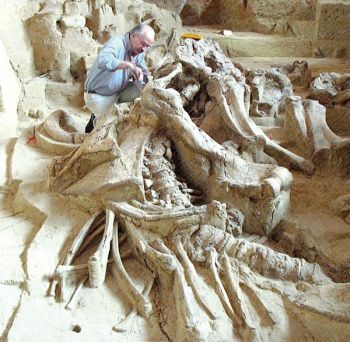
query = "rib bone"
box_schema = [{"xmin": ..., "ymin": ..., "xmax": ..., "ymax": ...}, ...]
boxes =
[
  {"xmin": 173, "ymin": 235, "xmax": 217, "ymax": 319},
  {"xmin": 208, "ymin": 248, "xmax": 238, "ymax": 325},
  {"xmin": 223, "ymin": 254, "xmax": 255, "ymax": 331}
]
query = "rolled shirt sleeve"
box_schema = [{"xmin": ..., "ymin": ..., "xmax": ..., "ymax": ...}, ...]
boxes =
[
  {"xmin": 85, "ymin": 34, "xmax": 150, "ymax": 96},
  {"xmin": 97, "ymin": 45, "xmax": 124, "ymax": 71}
]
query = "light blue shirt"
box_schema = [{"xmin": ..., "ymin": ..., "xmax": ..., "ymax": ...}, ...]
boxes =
[{"xmin": 84, "ymin": 33, "xmax": 148, "ymax": 96}]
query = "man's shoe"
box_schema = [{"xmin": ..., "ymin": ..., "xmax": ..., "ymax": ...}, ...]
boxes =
[{"xmin": 85, "ymin": 114, "xmax": 95, "ymax": 133}]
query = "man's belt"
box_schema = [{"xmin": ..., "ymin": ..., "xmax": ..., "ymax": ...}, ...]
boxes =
[{"xmin": 85, "ymin": 89, "xmax": 96, "ymax": 94}]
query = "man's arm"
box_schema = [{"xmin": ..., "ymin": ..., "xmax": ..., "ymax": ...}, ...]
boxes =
[
  {"xmin": 97, "ymin": 39, "xmax": 140, "ymax": 77},
  {"xmin": 97, "ymin": 44, "xmax": 124, "ymax": 71}
]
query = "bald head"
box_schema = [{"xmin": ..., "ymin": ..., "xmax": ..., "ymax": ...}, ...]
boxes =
[{"xmin": 129, "ymin": 24, "xmax": 155, "ymax": 55}]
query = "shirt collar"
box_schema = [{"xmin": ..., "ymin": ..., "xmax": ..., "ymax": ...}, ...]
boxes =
[{"xmin": 124, "ymin": 33, "xmax": 132, "ymax": 58}]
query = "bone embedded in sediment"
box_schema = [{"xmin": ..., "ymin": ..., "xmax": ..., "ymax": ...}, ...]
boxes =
[
  {"xmin": 170, "ymin": 246, "xmax": 212, "ymax": 341},
  {"xmin": 245, "ymin": 68, "xmax": 293, "ymax": 118},
  {"xmin": 285, "ymin": 96, "xmax": 350, "ymax": 174},
  {"xmin": 308, "ymin": 72, "xmax": 350, "ymax": 106},
  {"xmin": 112, "ymin": 220, "xmax": 153, "ymax": 318},
  {"xmin": 238, "ymin": 265, "xmax": 279, "ymax": 327},
  {"xmin": 208, "ymin": 248, "xmax": 237, "ymax": 325},
  {"xmin": 53, "ymin": 210, "xmax": 101, "ymax": 301},
  {"xmin": 65, "ymin": 274, "xmax": 88, "ymax": 311},
  {"xmin": 173, "ymin": 235, "xmax": 217, "ymax": 319},
  {"xmin": 222, "ymin": 255, "xmax": 253, "ymax": 330},
  {"xmin": 126, "ymin": 222, "xmax": 177, "ymax": 272},
  {"xmin": 203, "ymin": 201, "xmax": 227, "ymax": 231},
  {"xmin": 191, "ymin": 224, "xmax": 331, "ymax": 284},
  {"xmin": 262, "ymin": 166, "xmax": 293, "ymax": 198},
  {"xmin": 143, "ymin": 136, "xmax": 192, "ymax": 208},
  {"xmin": 113, "ymin": 277, "xmax": 155, "ymax": 333},
  {"xmin": 76, "ymin": 224, "xmax": 105, "ymax": 258},
  {"xmin": 88, "ymin": 209, "xmax": 114, "ymax": 288},
  {"xmin": 205, "ymin": 75, "xmax": 313, "ymax": 173},
  {"xmin": 152, "ymin": 63, "xmax": 183, "ymax": 89},
  {"xmin": 41, "ymin": 110, "xmax": 86, "ymax": 144}
]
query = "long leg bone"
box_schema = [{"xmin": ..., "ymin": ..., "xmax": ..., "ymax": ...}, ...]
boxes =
[
  {"xmin": 113, "ymin": 277, "xmax": 155, "ymax": 333},
  {"xmin": 88, "ymin": 209, "xmax": 115, "ymax": 288},
  {"xmin": 112, "ymin": 220, "xmax": 153, "ymax": 318},
  {"xmin": 173, "ymin": 235, "xmax": 217, "ymax": 319},
  {"xmin": 171, "ymin": 247, "xmax": 211, "ymax": 341},
  {"xmin": 51, "ymin": 210, "xmax": 101, "ymax": 301}
]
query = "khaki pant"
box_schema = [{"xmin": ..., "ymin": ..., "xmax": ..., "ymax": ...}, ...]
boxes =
[{"xmin": 84, "ymin": 81, "xmax": 144, "ymax": 119}]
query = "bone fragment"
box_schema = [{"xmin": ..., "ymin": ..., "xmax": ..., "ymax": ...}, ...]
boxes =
[
  {"xmin": 113, "ymin": 277, "xmax": 155, "ymax": 333},
  {"xmin": 55, "ymin": 259, "xmax": 114, "ymax": 277},
  {"xmin": 65, "ymin": 275, "xmax": 88, "ymax": 311}
]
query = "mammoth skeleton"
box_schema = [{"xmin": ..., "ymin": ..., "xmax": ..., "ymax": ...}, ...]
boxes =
[{"xmin": 39, "ymin": 39, "xmax": 350, "ymax": 341}]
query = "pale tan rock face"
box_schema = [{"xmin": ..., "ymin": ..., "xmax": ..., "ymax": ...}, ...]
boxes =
[
  {"xmin": 181, "ymin": 0, "xmax": 317, "ymax": 34},
  {"xmin": 0, "ymin": 40, "xmax": 21, "ymax": 139},
  {"xmin": 308, "ymin": 72, "xmax": 350, "ymax": 106},
  {"xmin": 315, "ymin": 0, "xmax": 350, "ymax": 40}
]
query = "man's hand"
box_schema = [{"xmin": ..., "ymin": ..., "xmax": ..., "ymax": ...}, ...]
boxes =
[
  {"xmin": 114, "ymin": 61, "xmax": 144, "ymax": 81},
  {"xmin": 130, "ymin": 63, "xmax": 143, "ymax": 81}
]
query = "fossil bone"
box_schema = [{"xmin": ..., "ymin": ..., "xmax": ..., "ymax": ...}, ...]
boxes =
[
  {"xmin": 88, "ymin": 209, "xmax": 115, "ymax": 288},
  {"xmin": 112, "ymin": 220, "xmax": 153, "ymax": 318},
  {"xmin": 50, "ymin": 210, "xmax": 101, "ymax": 301},
  {"xmin": 113, "ymin": 276, "xmax": 155, "ymax": 333},
  {"xmin": 40, "ymin": 37, "xmax": 350, "ymax": 340}
]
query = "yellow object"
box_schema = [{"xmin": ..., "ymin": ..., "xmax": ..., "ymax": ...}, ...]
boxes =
[{"xmin": 181, "ymin": 33, "xmax": 203, "ymax": 40}]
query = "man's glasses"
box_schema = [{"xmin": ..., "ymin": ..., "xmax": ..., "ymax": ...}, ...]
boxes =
[{"xmin": 137, "ymin": 33, "xmax": 151, "ymax": 49}]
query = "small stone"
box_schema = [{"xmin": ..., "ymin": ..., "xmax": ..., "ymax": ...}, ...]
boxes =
[
  {"xmin": 221, "ymin": 30, "xmax": 233, "ymax": 36},
  {"xmin": 61, "ymin": 15, "xmax": 86, "ymax": 29},
  {"xmin": 312, "ymin": 48, "xmax": 323, "ymax": 58},
  {"xmin": 28, "ymin": 109, "xmax": 37, "ymax": 118},
  {"xmin": 144, "ymin": 179, "xmax": 153, "ymax": 189},
  {"xmin": 150, "ymin": 189, "xmax": 158, "ymax": 200},
  {"xmin": 165, "ymin": 147, "xmax": 172, "ymax": 161},
  {"xmin": 332, "ymin": 47, "xmax": 346, "ymax": 58}
]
